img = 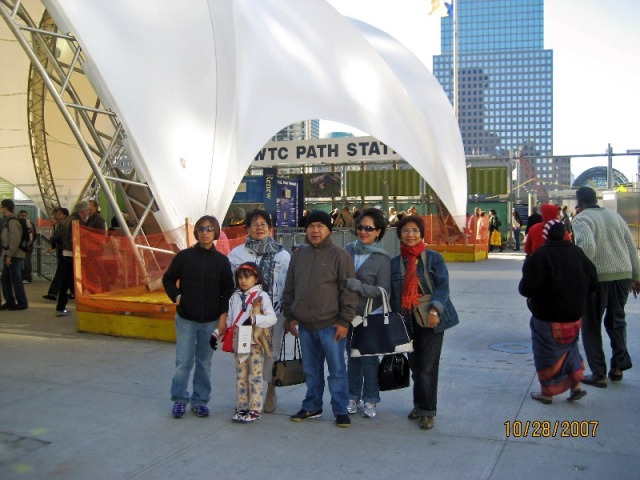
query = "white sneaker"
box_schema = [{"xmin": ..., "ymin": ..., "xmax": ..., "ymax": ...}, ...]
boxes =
[
  {"xmin": 347, "ymin": 399, "xmax": 361, "ymax": 414},
  {"xmin": 362, "ymin": 402, "xmax": 377, "ymax": 419}
]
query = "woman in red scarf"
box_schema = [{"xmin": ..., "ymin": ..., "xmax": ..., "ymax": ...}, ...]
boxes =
[{"xmin": 390, "ymin": 215, "xmax": 459, "ymax": 431}]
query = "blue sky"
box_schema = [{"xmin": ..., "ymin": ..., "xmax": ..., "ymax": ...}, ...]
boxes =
[{"xmin": 324, "ymin": 0, "xmax": 640, "ymax": 182}]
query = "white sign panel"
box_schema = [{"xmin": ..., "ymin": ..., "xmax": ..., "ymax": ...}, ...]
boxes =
[{"xmin": 253, "ymin": 136, "xmax": 402, "ymax": 167}]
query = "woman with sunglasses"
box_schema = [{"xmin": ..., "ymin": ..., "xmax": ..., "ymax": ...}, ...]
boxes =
[
  {"xmin": 228, "ymin": 209, "xmax": 290, "ymax": 413},
  {"xmin": 163, "ymin": 215, "xmax": 235, "ymax": 419},
  {"xmin": 344, "ymin": 208, "xmax": 391, "ymax": 419},
  {"xmin": 390, "ymin": 215, "xmax": 458, "ymax": 431}
]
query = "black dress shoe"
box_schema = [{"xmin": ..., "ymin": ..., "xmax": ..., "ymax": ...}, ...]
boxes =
[
  {"xmin": 68, "ymin": 294, "xmax": 75, "ymax": 299},
  {"xmin": 43, "ymin": 294, "xmax": 57, "ymax": 301},
  {"xmin": 608, "ymin": 370, "xmax": 623, "ymax": 382},
  {"xmin": 0, "ymin": 303, "xmax": 15, "ymax": 310},
  {"xmin": 582, "ymin": 374, "xmax": 608, "ymax": 388},
  {"xmin": 9, "ymin": 304, "xmax": 28, "ymax": 311}
]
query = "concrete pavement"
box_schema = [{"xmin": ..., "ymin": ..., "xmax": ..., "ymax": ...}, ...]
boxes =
[{"xmin": 1, "ymin": 252, "xmax": 639, "ymax": 479}]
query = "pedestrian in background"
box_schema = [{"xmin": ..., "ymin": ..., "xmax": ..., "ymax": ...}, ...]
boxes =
[
  {"xmin": 572, "ymin": 187, "xmax": 640, "ymax": 387},
  {"xmin": 525, "ymin": 207, "xmax": 543, "ymax": 236},
  {"xmin": 511, "ymin": 209, "xmax": 522, "ymax": 251},
  {"xmin": 0, "ymin": 199, "xmax": 28, "ymax": 310},
  {"xmin": 519, "ymin": 220, "xmax": 597, "ymax": 404},
  {"xmin": 43, "ymin": 208, "xmax": 73, "ymax": 301},
  {"xmin": 488, "ymin": 209, "xmax": 503, "ymax": 252},
  {"xmin": 18, "ymin": 210, "xmax": 36, "ymax": 284},
  {"xmin": 55, "ymin": 201, "xmax": 90, "ymax": 316}
]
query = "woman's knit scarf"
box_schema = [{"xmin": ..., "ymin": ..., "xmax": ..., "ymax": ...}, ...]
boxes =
[
  {"xmin": 400, "ymin": 242, "xmax": 426, "ymax": 312},
  {"xmin": 353, "ymin": 239, "xmax": 390, "ymax": 257},
  {"xmin": 244, "ymin": 236, "xmax": 284, "ymax": 299}
]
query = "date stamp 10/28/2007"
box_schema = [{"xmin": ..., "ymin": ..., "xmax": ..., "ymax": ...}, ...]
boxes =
[{"xmin": 504, "ymin": 420, "xmax": 599, "ymax": 438}]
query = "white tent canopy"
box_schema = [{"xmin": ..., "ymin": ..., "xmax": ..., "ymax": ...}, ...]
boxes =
[{"xmin": 3, "ymin": 0, "xmax": 466, "ymax": 230}]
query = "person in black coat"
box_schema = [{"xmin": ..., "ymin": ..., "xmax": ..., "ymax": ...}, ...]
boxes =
[
  {"xmin": 163, "ymin": 215, "xmax": 234, "ymax": 419},
  {"xmin": 525, "ymin": 207, "xmax": 543, "ymax": 235},
  {"xmin": 519, "ymin": 220, "xmax": 598, "ymax": 404}
]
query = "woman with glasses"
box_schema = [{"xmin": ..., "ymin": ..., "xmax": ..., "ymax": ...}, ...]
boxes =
[
  {"xmin": 390, "ymin": 215, "xmax": 459, "ymax": 430},
  {"xmin": 344, "ymin": 208, "xmax": 391, "ymax": 419},
  {"xmin": 228, "ymin": 209, "xmax": 290, "ymax": 413},
  {"xmin": 162, "ymin": 215, "xmax": 235, "ymax": 419}
]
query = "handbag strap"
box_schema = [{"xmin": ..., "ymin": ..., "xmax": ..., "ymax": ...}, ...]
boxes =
[
  {"xmin": 399, "ymin": 251, "xmax": 434, "ymax": 295},
  {"xmin": 231, "ymin": 290, "xmax": 259, "ymax": 327},
  {"xmin": 278, "ymin": 332, "xmax": 287, "ymax": 362},
  {"xmin": 362, "ymin": 286, "xmax": 391, "ymax": 318},
  {"xmin": 278, "ymin": 332, "xmax": 302, "ymax": 361},
  {"xmin": 293, "ymin": 335, "xmax": 302, "ymax": 360}
]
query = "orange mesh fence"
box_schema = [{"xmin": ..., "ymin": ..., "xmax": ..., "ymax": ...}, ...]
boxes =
[
  {"xmin": 419, "ymin": 215, "xmax": 489, "ymax": 248},
  {"xmin": 76, "ymin": 225, "xmax": 179, "ymax": 296},
  {"xmin": 75, "ymin": 223, "xmax": 247, "ymax": 299},
  {"xmin": 73, "ymin": 216, "xmax": 489, "ymax": 319}
]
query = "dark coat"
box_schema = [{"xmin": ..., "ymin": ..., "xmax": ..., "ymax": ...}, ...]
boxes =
[
  {"xmin": 519, "ymin": 240, "xmax": 598, "ymax": 323},
  {"xmin": 162, "ymin": 243, "xmax": 234, "ymax": 323},
  {"xmin": 282, "ymin": 235, "xmax": 357, "ymax": 330}
]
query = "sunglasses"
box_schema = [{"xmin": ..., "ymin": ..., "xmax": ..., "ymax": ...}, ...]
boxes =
[
  {"xmin": 196, "ymin": 225, "xmax": 216, "ymax": 233},
  {"xmin": 356, "ymin": 225, "xmax": 377, "ymax": 232}
]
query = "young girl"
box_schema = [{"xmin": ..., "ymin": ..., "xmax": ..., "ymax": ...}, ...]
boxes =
[{"xmin": 221, "ymin": 262, "xmax": 277, "ymax": 423}]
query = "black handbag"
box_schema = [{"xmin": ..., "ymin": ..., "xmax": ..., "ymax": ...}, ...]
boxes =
[
  {"xmin": 350, "ymin": 288, "xmax": 413, "ymax": 357},
  {"xmin": 378, "ymin": 353, "xmax": 410, "ymax": 391},
  {"xmin": 271, "ymin": 333, "xmax": 305, "ymax": 387}
]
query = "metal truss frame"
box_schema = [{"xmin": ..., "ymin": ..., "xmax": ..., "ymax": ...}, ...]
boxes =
[{"xmin": 1, "ymin": 0, "xmax": 172, "ymax": 285}]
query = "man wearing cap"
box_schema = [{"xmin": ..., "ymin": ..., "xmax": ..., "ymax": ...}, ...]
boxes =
[
  {"xmin": 55, "ymin": 200, "xmax": 90, "ymax": 317},
  {"xmin": 283, "ymin": 210, "xmax": 358, "ymax": 427},
  {"xmin": 572, "ymin": 186, "xmax": 640, "ymax": 387},
  {"xmin": 0, "ymin": 199, "xmax": 29, "ymax": 310}
]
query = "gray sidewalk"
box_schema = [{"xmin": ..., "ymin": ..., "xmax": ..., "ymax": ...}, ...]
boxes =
[{"xmin": 1, "ymin": 253, "xmax": 639, "ymax": 480}]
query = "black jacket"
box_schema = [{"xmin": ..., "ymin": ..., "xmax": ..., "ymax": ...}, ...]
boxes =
[
  {"xmin": 519, "ymin": 240, "xmax": 597, "ymax": 323},
  {"xmin": 162, "ymin": 243, "xmax": 234, "ymax": 323}
]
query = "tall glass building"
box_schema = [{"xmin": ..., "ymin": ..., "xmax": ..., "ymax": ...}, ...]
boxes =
[
  {"xmin": 272, "ymin": 120, "xmax": 320, "ymax": 141},
  {"xmin": 433, "ymin": 0, "xmax": 559, "ymax": 188}
]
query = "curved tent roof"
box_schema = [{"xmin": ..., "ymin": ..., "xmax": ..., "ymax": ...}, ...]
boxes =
[{"xmin": 2, "ymin": 0, "xmax": 466, "ymax": 229}]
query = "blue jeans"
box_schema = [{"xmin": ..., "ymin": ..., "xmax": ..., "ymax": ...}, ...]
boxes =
[
  {"xmin": 346, "ymin": 326, "xmax": 380, "ymax": 403},
  {"xmin": 170, "ymin": 314, "xmax": 216, "ymax": 406},
  {"xmin": 1, "ymin": 256, "xmax": 28, "ymax": 307},
  {"xmin": 298, "ymin": 324, "xmax": 349, "ymax": 416}
]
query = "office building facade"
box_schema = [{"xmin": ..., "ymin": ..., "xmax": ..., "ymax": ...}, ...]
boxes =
[
  {"xmin": 433, "ymin": 0, "xmax": 568, "ymax": 193},
  {"xmin": 272, "ymin": 120, "xmax": 320, "ymax": 141}
]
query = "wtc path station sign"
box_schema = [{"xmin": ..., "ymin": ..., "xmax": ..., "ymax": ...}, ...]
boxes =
[{"xmin": 252, "ymin": 136, "xmax": 402, "ymax": 167}]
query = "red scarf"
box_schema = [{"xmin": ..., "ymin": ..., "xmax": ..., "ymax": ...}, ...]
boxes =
[{"xmin": 400, "ymin": 242, "xmax": 426, "ymax": 312}]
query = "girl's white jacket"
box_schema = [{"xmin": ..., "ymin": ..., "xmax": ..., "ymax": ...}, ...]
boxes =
[
  {"xmin": 228, "ymin": 245, "xmax": 290, "ymax": 314},
  {"xmin": 226, "ymin": 285, "xmax": 277, "ymax": 331}
]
